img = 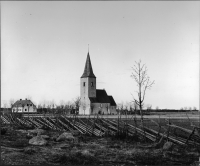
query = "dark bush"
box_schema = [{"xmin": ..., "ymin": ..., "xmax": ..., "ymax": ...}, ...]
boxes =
[
  {"xmin": 1, "ymin": 128, "xmax": 7, "ymax": 135},
  {"xmin": 24, "ymin": 147, "xmax": 36, "ymax": 155},
  {"xmin": 11, "ymin": 138, "xmax": 29, "ymax": 148},
  {"xmin": 49, "ymin": 150, "xmax": 100, "ymax": 165}
]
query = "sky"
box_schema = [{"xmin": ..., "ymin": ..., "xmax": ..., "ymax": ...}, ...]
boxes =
[{"xmin": 1, "ymin": 1, "xmax": 199, "ymax": 109}]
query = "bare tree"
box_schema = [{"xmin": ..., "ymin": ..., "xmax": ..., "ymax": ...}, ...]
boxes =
[
  {"xmin": 60, "ymin": 100, "xmax": 66, "ymax": 114},
  {"xmin": 74, "ymin": 97, "xmax": 81, "ymax": 115},
  {"xmin": 42, "ymin": 101, "xmax": 47, "ymax": 115},
  {"xmin": 65, "ymin": 101, "xmax": 73, "ymax": 115},
  {"xmin": 60, "ymin": 100, "xmax": 65, "ymax": 108},
  {"xmin": 146, "ymin": 104, "xmax": 152, "ymax": 110},
  {"xmin": 50, "ymin": 100, "xmax": 55, "ymax": 109},
  {"xmin": 129, "ymin": 104, "xmax": 133, "ymax": 115},
  {"xmin": 3, "ymin": 101, "xmax": 8, "ymax": 109},
  {"xmin": 46, "ymin": 101, "xmax": 50, "ymax": 113},
  {"xmin": 49, "ymin": 100, "xmax": 55, "ymax": 114},
  {"xmin": 129, "ymin": 101, "xmax": 137, "ymax": 115},
  {"xmin": 124, "ymin": 102, "xmax": 129, "ymax": 115},
  {"xmin": 9, "ymin": 99, "xmax": 15, "ymax": 108},
  {"xmin": 132, "ymin": 101, "xmax": 139, "ymax": 115},
  {"xmin": 26, "ymin": 95, "xmax": 32, "ymax": 100},
  {"xmin": 117, "ymin": 103, "xmax": 121, "ymax": 115},
  {"xmin": 118, "ymin": 102, "xmax": 124, "ymax": 115},
  {"xmin": 131, "ymin": 60, "xmax": 155, "ymax": 120}
]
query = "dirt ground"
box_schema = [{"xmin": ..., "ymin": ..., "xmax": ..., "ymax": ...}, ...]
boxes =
[{"xmin": 1, "ymin": 125, "xmax": 200, "ymax": 166}]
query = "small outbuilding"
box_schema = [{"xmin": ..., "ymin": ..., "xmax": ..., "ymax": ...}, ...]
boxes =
[{"xmin": 12, "ymin": 99, "xmax": 37, "ymax": 113}]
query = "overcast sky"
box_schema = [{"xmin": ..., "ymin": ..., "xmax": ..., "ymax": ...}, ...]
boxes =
[{"xmin": 2, "ymin": 1, "xmax": 199, "ymax": 109}]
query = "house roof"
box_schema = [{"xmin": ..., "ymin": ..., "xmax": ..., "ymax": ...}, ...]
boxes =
[
  {"xmin": 12, "ymin": 99, "xmax": 36, "ymax": 108},
  {"xmin": 108, "ymin": 96, "xmax": 117, "ymax": 106},
  {"xmin": 81, "ymin": 52, "xmax": 96, "ymax": 78},
  {"xmin": 89, "ymin": 89, "xmax": 115, "ymax": 105}
]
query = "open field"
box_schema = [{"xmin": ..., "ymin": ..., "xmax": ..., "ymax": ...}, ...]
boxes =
[
  {"xmin": 1, "ymin": 113, "xmax": 200, "ymax": 165},
  {"xmin": 22, "ymin": 111, "xmax": 200, "ymax": 119}
]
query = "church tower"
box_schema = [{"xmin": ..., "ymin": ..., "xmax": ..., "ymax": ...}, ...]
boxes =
[{"xmin": 79, "ymin": 52, "xmax": 96, "ymax": 114}]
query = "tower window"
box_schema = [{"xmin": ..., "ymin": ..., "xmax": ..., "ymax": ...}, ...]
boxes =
[
  {"xmin": 83, "ymin": 82, "xmax": 85, "ymax": 86},
  {"xmin": 91, "ymin": 82, "xmax": 94, "ymax": 87}
]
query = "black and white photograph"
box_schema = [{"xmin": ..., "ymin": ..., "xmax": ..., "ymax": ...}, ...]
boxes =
[{"xmin": 1, "ymin": 1, "xmax": 199, "ymax": 165}]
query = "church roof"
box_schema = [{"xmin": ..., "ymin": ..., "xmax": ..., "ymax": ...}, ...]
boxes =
[
  {"xmin": 89, "ymin": 89, "xmax": 116, "ymax": 106},
  {"xmin": 81, "ymin": 52, "xmax": 96, "ymax": 78},
  {"xmin": 108, "ymin": 96, "xmax": 117, "ymax": 106}
]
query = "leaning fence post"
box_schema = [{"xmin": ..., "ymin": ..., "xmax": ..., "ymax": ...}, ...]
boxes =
[
  {"xmin": 117, "ymin": 112, "xmax": 119, "ymax": 137},
  {"xmin": 86, "ymin": 115, "xmax": 90, "ymax": 135},
  {"xmin": 166, "ymin": 118, "xmax": 171, "ymax": 141},
  {"xmin": 185, "ymin": 126, "xmax": 195, "ymax": 145}
]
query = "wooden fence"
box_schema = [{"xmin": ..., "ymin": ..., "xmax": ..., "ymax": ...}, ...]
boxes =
[{"xmin": 1, "ymin": 113, "xmax": 199, "ymax": 147}]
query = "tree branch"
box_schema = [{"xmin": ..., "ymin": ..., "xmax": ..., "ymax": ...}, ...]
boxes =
[{"xmin": 131, "ymin": 60, "xmax": 155, "ymax": 113}]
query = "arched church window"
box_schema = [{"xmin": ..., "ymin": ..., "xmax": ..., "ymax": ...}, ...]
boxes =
[
  {"xmin": 83, "ymin": 82, "xmax": 85, "ymax": 86},
  {"xmin": 91, "ymin": 82, "xmax": 94, "ymax": 87}
]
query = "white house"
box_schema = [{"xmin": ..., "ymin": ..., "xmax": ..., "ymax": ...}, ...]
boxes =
[
  {"xmin": 79, "ymin": 52, "xmax": 117, "ymax": 115},
  {"xmin": 12, "ymin": 99, "xmax": 37, "ymax": 113}
]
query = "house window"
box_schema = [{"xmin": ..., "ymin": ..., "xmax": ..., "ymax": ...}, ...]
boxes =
[
  {"xmin": 83, "ymin": 82, "xmax": 85, "ymax": 86},
  {"xmin": 30, "ymin": 104, "xmax": 32, "ymax": 106},
  {"xmin": 25, "ymin": 109, "xmax": 27, "ymax": 111},
  {"xmin": 91, "ymin": 82, "xmax": 93, "ymax": 87}
]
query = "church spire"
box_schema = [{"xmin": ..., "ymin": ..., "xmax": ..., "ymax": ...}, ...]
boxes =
[{"xmin": 81, "ymin": 52, "xmax": 96, "ymax": 78}]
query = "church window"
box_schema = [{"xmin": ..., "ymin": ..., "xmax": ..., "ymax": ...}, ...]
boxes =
[
  {"xmin": 83, "ymin": 82, "xmax": 85, "ymax": 86},
  {"xmin": 91, "ymin": 82, "xmax": 94, "ymax": 87}
]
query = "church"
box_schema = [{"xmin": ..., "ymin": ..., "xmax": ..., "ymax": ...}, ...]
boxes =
[{"xmin": 79, "ymin": 52, "xmax": 117, "ymax": 115}]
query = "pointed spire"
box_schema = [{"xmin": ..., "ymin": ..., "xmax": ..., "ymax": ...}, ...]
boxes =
[{"xmin": 81, "ymin": 52, "xmax": 96, "ymax": 78}]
